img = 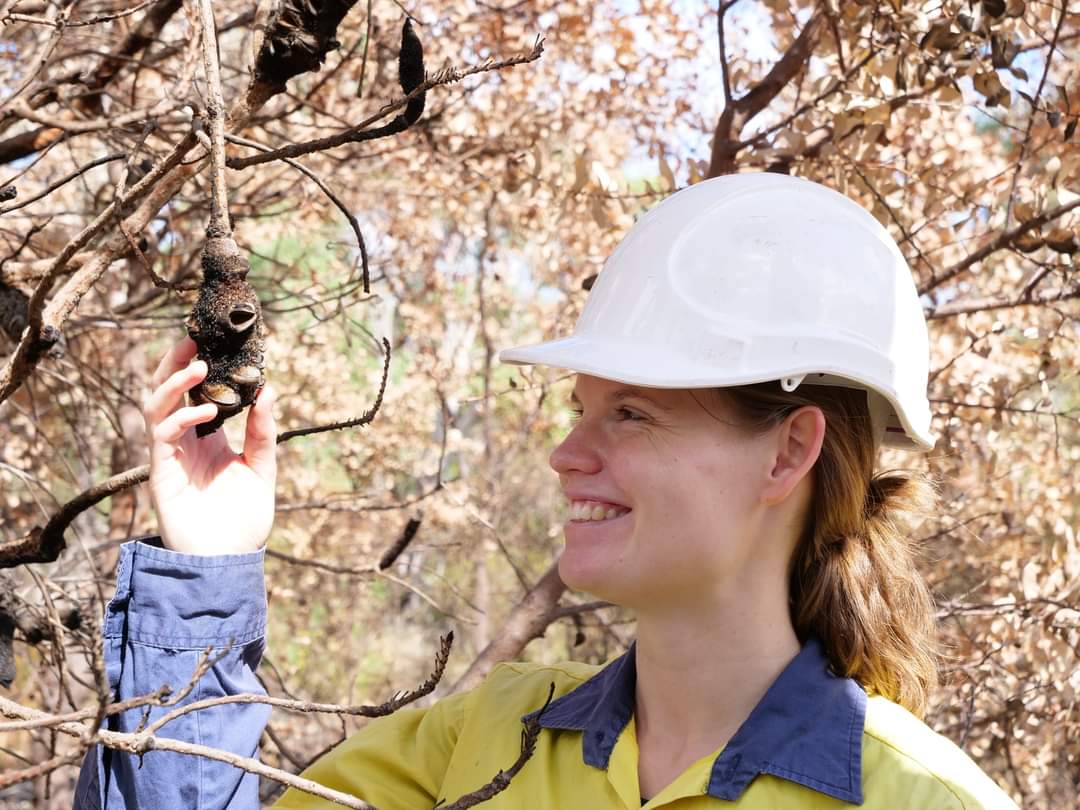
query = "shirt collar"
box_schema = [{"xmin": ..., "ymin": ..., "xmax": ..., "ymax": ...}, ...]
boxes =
[{"xmin": 523, "ymin": 638, "xmax": 866, "ymax": 804}]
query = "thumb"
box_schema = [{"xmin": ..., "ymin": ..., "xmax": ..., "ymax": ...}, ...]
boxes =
[{"xmin": 243, "ymin": 384, "xmax": 278, "ymax": 483}]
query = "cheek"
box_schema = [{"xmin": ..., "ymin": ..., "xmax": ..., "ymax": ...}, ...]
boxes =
[{"xmin": 656, "ymin": 447, "xmax": 761, "ymax": 551}]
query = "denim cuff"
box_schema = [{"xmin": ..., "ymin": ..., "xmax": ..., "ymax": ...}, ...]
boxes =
[{"xmin": 105, "ymin": 536, "xmax": 267, "ymax": 650}]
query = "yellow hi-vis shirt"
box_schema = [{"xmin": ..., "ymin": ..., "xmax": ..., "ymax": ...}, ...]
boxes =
[{"xmin": 275, "ymin": 639, "xmax": 1018, "ymax": 809}]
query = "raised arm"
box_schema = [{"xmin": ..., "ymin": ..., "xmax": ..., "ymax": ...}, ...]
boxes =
[{"xmin": 75, "ymin": 337, "xmax": 278, "ymax": 808}]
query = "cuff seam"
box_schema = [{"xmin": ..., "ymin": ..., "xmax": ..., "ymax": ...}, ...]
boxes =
[{"xmin": 132, "ymin": 539, "xmax": 266, "ymax": 569}]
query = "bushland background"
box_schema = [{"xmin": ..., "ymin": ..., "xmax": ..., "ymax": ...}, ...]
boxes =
[{"xmin": 0, "ymin": 0, "xmax": 1077, "ymax": 806}]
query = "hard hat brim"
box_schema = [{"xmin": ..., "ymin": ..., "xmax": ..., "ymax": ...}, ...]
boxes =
[{"xmin": 499, "ymin": 336, "xmax": 935, "ymax": 452}]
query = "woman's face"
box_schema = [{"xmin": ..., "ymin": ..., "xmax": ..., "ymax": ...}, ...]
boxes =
[{"xmin": 550, "ymin": 375, "xmax": 795, "ymax": 611}]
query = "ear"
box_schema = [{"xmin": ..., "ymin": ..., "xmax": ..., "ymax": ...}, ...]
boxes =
[{"xmin": 760, "ymin": 406, "xmax": 826, "ymax": 506}]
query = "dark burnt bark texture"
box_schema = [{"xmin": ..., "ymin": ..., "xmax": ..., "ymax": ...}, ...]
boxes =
[{"xmin": 251, "ymin": 0, "xmax": 364, "ymax": 103}]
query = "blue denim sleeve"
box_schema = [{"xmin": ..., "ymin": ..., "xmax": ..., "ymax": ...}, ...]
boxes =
[{"xmin": 73, "ymin": 537, "xmax": 271, "ymax": 810}]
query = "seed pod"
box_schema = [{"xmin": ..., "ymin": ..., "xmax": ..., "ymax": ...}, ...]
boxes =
[
  {"xmin": 399, "ymin": 19, "xmax": 426, "ymax": 125},
  {"xmin": 185, "ymin": 238, "xmax": 267, "ymax": 437}
]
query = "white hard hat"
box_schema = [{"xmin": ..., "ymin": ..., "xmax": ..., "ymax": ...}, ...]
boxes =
[{"xmin": 500, "ymin": 172, "xmax": 935, "ymax": 452}]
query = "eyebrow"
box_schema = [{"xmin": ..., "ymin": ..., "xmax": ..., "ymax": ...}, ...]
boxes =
[{"xmin": 568, "ymin": 388, "xmax": 673, "ymax": 411}]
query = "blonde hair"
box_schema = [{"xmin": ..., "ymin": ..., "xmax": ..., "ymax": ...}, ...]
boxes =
[{"xmin": 719, "ymin": 382, "xmax": 939, "ymax": 716}]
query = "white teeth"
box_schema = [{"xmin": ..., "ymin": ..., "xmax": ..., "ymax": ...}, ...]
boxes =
[{"xmin": 567, "ymin": 501, "xmax": 629, "ymax": 522}]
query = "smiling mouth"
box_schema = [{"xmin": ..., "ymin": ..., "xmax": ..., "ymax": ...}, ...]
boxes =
[{"xmin": 568, "ymin": 500, "xmax": 631, "ymax": 522}]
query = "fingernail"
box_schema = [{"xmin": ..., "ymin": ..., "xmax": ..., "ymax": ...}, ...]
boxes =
[{"xmin": 192, "ymin": 360, "xmax": 207, "ymax": 375}]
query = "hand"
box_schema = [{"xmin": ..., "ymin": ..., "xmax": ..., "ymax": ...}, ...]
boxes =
[{"xmin": 143, "ymin": 337, "xmax": 277, "ymax": 554}]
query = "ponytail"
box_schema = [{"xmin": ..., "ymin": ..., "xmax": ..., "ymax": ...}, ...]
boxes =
[{"xmin": 720, "ymin": 383, "xmax": 939, "ymax": 716}]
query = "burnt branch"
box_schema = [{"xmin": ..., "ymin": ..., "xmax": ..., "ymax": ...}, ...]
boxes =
[
  {"xmin": 0, "ymin": 47, "xmax": 203, "ymax": 407},
  {"xmin": 250, "ymin": 0, "xmax": 367, "ymax": 106},
  {"xmin": 277, "ymin": 336, "xmax": 391, "ymax": 442},
  {"xmin": 0, "ymin": 334, "xmax": 388, "ymax": 567},
  {"xmin": 0, "ymin": 0, "xmax": 186, "ymax": 166},
  {"xmin": 1, "ymin": 647, "xmax": 224, "ymax": 732},
  {"xmin": 225, "ymin": 132, "xmax": 371, "ymax": 292},
  {"xmin": 0, "ymin": 465, "xmax": 150, "ymax": 569},
  {"xmin": 452, "ymin": 561, "xmax": 566, "ymax": 692},
  {"xmin": 229, "ymin": 35, "xmax": 544, "ymax": 170},
  {"xmin": 435, "ymin": 683, "xmax": 554, "ymax": 810},
  {"xmin": 195, "ymin": 0, "xmax": 230, "ymax": 239},
  {"xmin": 0, "ymin": 693, "xmax": 379, "ymax": 809},
  {"xmin": 0, "ymin": 635, "xmax": 453, "ymax": 803},
  {"xmin": 925, "ymin": 283, "xmax": 1080, "ymax": 320},
  {"xmin": 135, "ymin": 632, "xmax": 453, "ymax": 734},
  {"xmin": 0, "ymin": 152, "xmax": 125, "ymax": 215}
]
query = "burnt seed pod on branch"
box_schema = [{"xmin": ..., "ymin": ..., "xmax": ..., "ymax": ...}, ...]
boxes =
[
  {"xmin": 348, "ymin": 19, "xmax": 427, "ymax": 140},
  {"xmin": 254, "ymin": 0, "xmax": 361, "ymax": 96},
  {"xmin": 399, "ymin": 19, "xmax": 425, "ymax": 124},
  {"xmin": 186, "ymin": 238, "xmax": 266, "ymax": 437}
]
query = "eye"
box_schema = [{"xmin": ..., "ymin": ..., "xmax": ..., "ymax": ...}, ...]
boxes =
[{"xmin": 616, "ymin": 406, "xmax": 647, "ymax": 422}]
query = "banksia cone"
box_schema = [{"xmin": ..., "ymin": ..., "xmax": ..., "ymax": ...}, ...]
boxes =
[{"xmin": 185, "ymin": 238, "xmax": 266, "ymax": 437}]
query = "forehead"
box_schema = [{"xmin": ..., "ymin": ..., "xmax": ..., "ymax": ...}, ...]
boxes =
[
  {"xmin": 568, "ymin": 375, "xmax": 738, "ymax": 420},
  {"xmin": 568, "ymin": 375, "xmax": 680, "ymax": 409}
]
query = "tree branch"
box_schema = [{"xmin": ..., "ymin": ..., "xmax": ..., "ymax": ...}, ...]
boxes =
[
  {"xmin": 925, "ymin": 283, "xmax": 1079, "ymax": 320},
  {"xmin": 919, "ymin": 197, "xmax": 1080, "ymax": 294},
  {"xmin": 228, "ymin": 37, "xmax": 544, "ymax": 170},
  {"xmin": 452, "ymin": 560, "xmax": 566, "ymax": 692},
  {"xmin": 707, "ymin": 10, "xmax": 823, "ymax": 177},
  {"xmin": 195, "ymin": 0, "xmax": 230, "ymax": 238}
]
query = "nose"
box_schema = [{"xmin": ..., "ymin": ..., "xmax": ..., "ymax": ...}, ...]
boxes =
[{"xmin": 549, "ymin": 421, "xmax": 603, "ymax": 477}]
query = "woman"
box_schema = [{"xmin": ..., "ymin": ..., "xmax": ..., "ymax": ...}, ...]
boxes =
[{"xmin": 75, "ymin": 173, "xmax": 1018, "ymax": 809}]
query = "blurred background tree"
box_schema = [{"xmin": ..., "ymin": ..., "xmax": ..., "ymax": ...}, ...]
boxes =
[{"xmin": 0, "ymin": 0, "xmax": 1077, "ymax": 806}]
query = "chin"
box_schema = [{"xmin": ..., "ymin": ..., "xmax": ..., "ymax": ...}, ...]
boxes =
[{"xmin": 557, "ymin": 545, "xmax": 637, "ymax": 606}]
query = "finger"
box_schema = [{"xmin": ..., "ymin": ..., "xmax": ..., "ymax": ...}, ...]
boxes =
[
  {"xmin": 144, "ymin": 359, "xmax": 208, "ymax": 428},
  {"xmin": 152, "ymin": 403, "xmax": 219, "ymax": 449},
  {"xmin": 242, "ymin": 385, "xmax": 277, "ymax": 483},
  {"xmin": 150, "ymin": 336, "xmax": 198, "ymax": 390}
]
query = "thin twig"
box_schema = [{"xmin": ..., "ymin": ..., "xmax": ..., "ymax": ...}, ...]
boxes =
[
  {"xmin": 277, "ymin": 337, "xmax": 391, "ymax": 442},
  {"xmin": 919, "ymin": 197, "xmax": 1080, "ymax": 294},
  {"xmin": 228, "ymin": 37, "xmax": 545, "ymax": 170},
  {"xmin": 1004, "ymin": 0, "xmax": 1067, "ymax": 229},
  {"xmin": 436, "ymin": 683, "xmax": 555, "ymax": 810},
  {"xmin": 0, "ymin": 694, "xmax": 377, "ymax": 810},
  {"xmin": 3, "ymin": 1, "xmax": 156, "ymax": 28},
  {"xmin": 195, "ymin": 0, "xmax": 231, "ymax": 237},
  {"xmin": 225, "ymin": 133, "xmax": 370, "ymax": 292},
  {"xmin": 0, "ymin": 153, "xmax": 125, "ymax": 215},
  {"xmin": 140, "ymin": 634, "xmax": 453, "ymax": 736},
  {"xmin": 356, "ymin": 0, "xmax": 375, "ymax": 98}
]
